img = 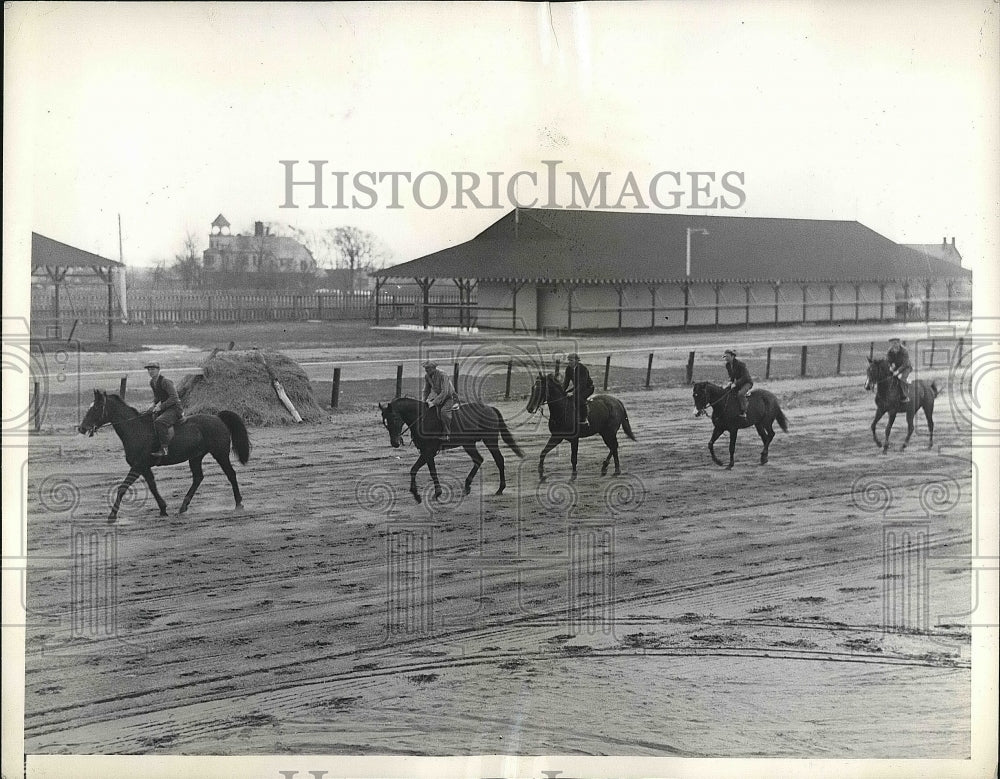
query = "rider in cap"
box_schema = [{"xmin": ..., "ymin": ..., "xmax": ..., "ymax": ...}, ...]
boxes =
[
  {"xmin": 562, "ymin": 352, "xmax": 595, "ymax": 425},
  {"xmin": 886, "ymin": 338, "xmax": 912, "ymax": 403},
  {"xmin": 145, "ymin": 362, "xmax": 181, "ymax": 457},
  {"xmin": 423, "ymin": 360, "xmax": 457, "ymax": 441},
  {"xmin": 724, "ymin": 349, "xmax": 753, "ymax": 418}
]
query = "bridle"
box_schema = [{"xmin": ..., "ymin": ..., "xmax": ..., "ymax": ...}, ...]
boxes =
[
  {"xmin": 381, "ymin": 404, "xmax": 413, "ymax": 445},
  {"xmin": 693, "ymin": 384, "xmax": 734, "ymax": 416}
]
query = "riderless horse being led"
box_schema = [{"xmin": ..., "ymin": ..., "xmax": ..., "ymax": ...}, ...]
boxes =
[
  {"xmin": 865, "ymin": 357, "xmax": 939, "ymax": 453},
  {"xmin": 692, "ymin": 381, "xmax": 788, "ymax": 468},
  {"xmin": 526, "ymin": 373, "xmax": 635, "ymax": 481},
  {"xmin": 79, "ymin": 390, "xmax": 251, "ymax": 523},
  {"xmin": 379, "ymin": 397, "xmax": 523, "ymax": 503}
]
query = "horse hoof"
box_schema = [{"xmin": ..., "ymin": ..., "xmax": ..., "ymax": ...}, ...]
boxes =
[
  {"xmin": 464, "ymin": 484, "xmax": 472, "ymax": 495},
  {"xmin": 726, "ymin": 464, "xmax": 734, "ymax": 470},
  {"xmin": 600, "ymin": 467, "xmax": 609, "ymax": 476},
  {"xmin": 234, "ymin": 504, "xmax": 244, "ymax": 512},
  {"xmin": 614, "ymin": 470, "xmax": 621, "ymax": 476},
  {"xmin": 413, "ymin": 494, "xmax": 422, "ymax": 504},
  {"xmin": 107, "ymin": 515, "xmax": 117, "ymax": 525},
  {"xmin": 538, "ymin": 475, "xmax": 547, "ymax": 483},
  {"xmin": 495, "ymin": 487, "xmax": 505, "ymax": 495},
  {"xmin": 160, "ymin": 509, "xmax": 169, "ymax": 517},
  {"xmin": 434, "ymin": 490, "xmax": 443, "ymax": 500}
]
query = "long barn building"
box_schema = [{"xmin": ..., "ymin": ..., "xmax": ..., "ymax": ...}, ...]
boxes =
[{"xmin": 373, "ymin": 209, "xmax": 971, "ymax": 332}]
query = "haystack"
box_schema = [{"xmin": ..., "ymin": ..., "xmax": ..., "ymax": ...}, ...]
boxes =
[{"xmin": 177, "ymin": 349, "xmax": 326, "ymax": 426}]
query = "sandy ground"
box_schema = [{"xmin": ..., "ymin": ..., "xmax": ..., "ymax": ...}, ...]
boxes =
[{"xmin": 21, "ymin": 361, "xmax": 973, "ymax": 758}]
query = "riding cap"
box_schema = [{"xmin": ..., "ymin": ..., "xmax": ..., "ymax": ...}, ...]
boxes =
[
  {"xmin": 724, "ymin": 349, "xmax": 736, "ymax": 357},
  {"xmin": 888, "ymin": 338, "xmax": 902, "ymax": 344},
  {"xmin": 567, "ymin": 353, "xmax": 580, "ymax": 362},
  {"xmin": 143, "ymin": 362, "xmax": 160, "ymax": 370},
  {"xmin": 422, "ymin": 360, "xmax": 437, "ymax": 369}
]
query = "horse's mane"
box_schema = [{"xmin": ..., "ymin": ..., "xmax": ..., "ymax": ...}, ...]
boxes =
[{"xmin": 104, "ymin": 392, "xmax": 142, "ymax": 417}]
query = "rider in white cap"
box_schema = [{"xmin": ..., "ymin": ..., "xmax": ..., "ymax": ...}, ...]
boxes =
[
  {"xmin": 724, "ymin": 349, "xmax": 753, "ymax": 418},
  {"xmin": 145, "ymin": 362, "xmax": 181, "ymax": 457},
  {"xmin": 422, "ymin": 360, "xmax": 456, "ymax": 440},
  {"xmin": 886, "ymin": 338, "xmax": 911, "ymax": 403}
]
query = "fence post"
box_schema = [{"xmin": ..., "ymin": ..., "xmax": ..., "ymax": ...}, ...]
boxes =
[
  {"xmin": 800, "ymin": 345, "xmax": 808, "ymax": 377},
  {"xmin": 836, "ymin": 344, "xmax": 843, "ymax": 376},
  {"xmin": 686, "ymin": 351, "xmax": 695, "ymax": 385},
  {"xmin": 34, "ymin": 381, "xmax": 41, "ymax": 432},
  {"xmin": 453, "ymin": 362, "xmax": 460, "ymax": 393},
  {"xmin": 603, "ymin": 354, "xmax": 611, "ymax": 391},
  {"xmin": 869, "ymin": 341, "xmax": 874, "ymax": 361},
  {"xmin": 395, "ymin": 365, "xmax": 403, "ymax": 399},
  {"xmin": 929, "ymin": 338, "xmax": 936, "ymax": 367},
  {"xmin": 765, "ymin": 347, "xmax": 772, "ymax": 380},
  {"xmin": 645, "ymin": 353, "xmax": 654, "ymax": 388},
  {"xmin": 505, "ymin": 360, "xmax": 513, "ymax": 400},
  {"xmin": 956, "ymin": 337, "xmax": 964, "ymax": 364},
  {"xmin": 119, "ymin": 377, "xmax": 127, "ymax": 398},
  {"xmin": 331, "ymin": 367, "xmax": 341, "ymax": 408}
]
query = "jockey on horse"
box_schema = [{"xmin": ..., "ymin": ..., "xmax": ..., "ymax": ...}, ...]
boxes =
[
  {"xmin": 145, "ymin": 362, "xmax": 182, "ymax": 458},
  {"xmin": 723, "ymin": 349, "xmax": 753, "ymax": 418},
  {"xmin": 422, "ymin": 360, "xmax": 457, "ymax": 441},
  {"xmin": 886, "ymin": 337, "xmax": 912, "ymax": 404}
]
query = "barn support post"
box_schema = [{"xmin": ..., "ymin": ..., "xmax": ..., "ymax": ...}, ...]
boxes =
[
  {"xmin": 566, "ymin": 283, "xmax": 579, "ymax": 333},
  {"xmin": 902, "ymin": 281, "xmax": 910, "ymax": 324},
  {"xmin": 373, "ymin": 277, "xmax": 387, "ymax": 325},
  {"xmin": 107, "ymin": 268, "xmax": 115, "ymax": 342},
  {"xmin": 509, "ymin": 281, "xmax": 526, "ymax": 333},
  {"xmin": 946, "ymin": 281, "xmax": 954, "ymax": 322},
  {"xmin": 682, "ymin": 281, "xmax": 690, "ymax": 330},
  {"xmin": 924, "ymin": 279, "xmax": 932, "ymax": 324},
  {"xmin": 744, "ymin": 285, "xmax": 751, "ymax": 329},
  {"xmin": 828, "ymin": 284, "xmax": 836, "ymax": 323},
  {"xmin": 801, "ymin": 284, "xmax": 809, "ymax": 322},
  {"xmin": 854, "ymin": 284, "xmax": 861, "ymax": 322},
  {"xmin": 648, "ymin": 285, "xmax": 659, "ymax": 331},
  {"xmin": 714, "ymin": 284, "xmax": 722, "ymax": 329},
  {"xmin": 772, "ymin": 282, "xmax": 781, "ymax": 324},
  {"xmin": 453, "ymin": 278, "xmax": 465, "ymax": 329},
  {"xmin": 465, "ymin": 280, "xmax": 477, "ymax": 330},
  {"xmin": 416, "ymin": 277, "xmax": 434, "ymax": 329},
  {"xmin": 879, "ymin": 283, "xmax": 887, "ymax": 321},
  {"xmin": 614, "ymin": 284, "xmax": 625, "ymax": 333}
]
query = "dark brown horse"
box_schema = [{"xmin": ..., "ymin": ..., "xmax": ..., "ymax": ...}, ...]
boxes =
[
  {"xmin": 692, "ymin": 381, "xmax": 788, "ymax": 468},
  {"xmin": 379, "ymin": 397, "xmax": 523, "ymax": 503},
  {"xmin": 526, "ymin": 373, "xmax": 635, "ymax": 481},
  {"xmin": 865, "ymin": 357, "xmax": 939, "ymax": 453},
  {"xmin": 78, "ymin": 390, "xmax": 251, "ymax": 522}
]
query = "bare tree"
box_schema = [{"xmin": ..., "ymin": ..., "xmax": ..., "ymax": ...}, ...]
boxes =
[
  {"xmin": 171, "ymin": 232, "xmax": 202, "ymax": 289},
  {"xmin": 327, "ymin": 226, "xmax": 388, "ymax": 291}
]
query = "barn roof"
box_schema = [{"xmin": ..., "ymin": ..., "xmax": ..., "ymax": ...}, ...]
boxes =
[
  {"xmin": 31, "ymin": 232, "xmax": 123, "ymax": 271},
  {"xmin": 374, "ymin": 209, "xmax": 972, "ymax": 284}
]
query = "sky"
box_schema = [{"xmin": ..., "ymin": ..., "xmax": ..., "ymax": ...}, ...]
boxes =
[{"xmin": 4, "ymin": 1, "xmax": 998, "ymax": 274}]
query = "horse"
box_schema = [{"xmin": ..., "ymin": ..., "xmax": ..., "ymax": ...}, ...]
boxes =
[
  {"xmin": 865, "ymin": 357, "xmax": 939, "ymax": 453},
  {"xmin": 78, "ymin": 390, "xmax": 251, "ymax": 523},
  {"xmin": 692, "ymin": 381, "xmax": 788, "ymax": 468},
  {"xmin": 379, "ymin": 396, "xmax": 524, "ymax": 503},
  {"xmin": 525, "ymin": 373, "xmax": 635, "ymax": 482}
]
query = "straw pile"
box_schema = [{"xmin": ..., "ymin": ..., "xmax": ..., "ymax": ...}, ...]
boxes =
[{"xmin": 177, "ymin": 349, "xmax": 326, "ymax": 426}]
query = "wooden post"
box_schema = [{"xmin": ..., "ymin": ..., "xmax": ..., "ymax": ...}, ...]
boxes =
[
  {"xmin": 869, "ymin": 341, "xmax": 874, "ymax": 361},
  {"xmin": 800, "ymin": 345, "xmax": 808, "ymax": 377},
  {"xmin": 645, "ymin": 353, "xmax": 654, "ymax": 388},
  {"xmin": 929, "ymin": 339, "xmax": 936, "ymax": 367},
  {"xmin": 682, "ymin": 282, "xmax": 690, "ymax": 329},
  {"xmin": 453, "ymin": 362, "xmax": 460, "ymax": 393},
  {"xmin": 603, "ymin": 354, "xmax": 611, "ymax": 391},
  {"xmin": 395, "ymin": 365, "xmax": 403, "ymax": 399},
  {"xmin": 773, "ymin": 282, "xmax": 780, "ymax": 324},
  {"xmin": 107, "ymin": 268, "xmax": 115, "ymax": 343},
  {"xmin": 714, "ymin": 284, "xmax": 721, "ymax": 330},
  {"xmin": 802, "ymin": 284, "xmax": 808, "ymax": 322},
  {"xmin": 956, "ymin": 337, "xmax": 964, "ymax": 364},
  {"xmin": 828, "ymin": 285, "xmax": 835, "ymax": 322},
  {"xmin": 744, "ymin": 285, "xmax": 751, "ymax": 328},
  {"xmin": 34, "ymin": 381, "xmax": 41, "ymax": 432},
  {"xmin": 902, "ymin": 282, "xmax": 910, "ymax": 324},
  {"xmin": 836, "ymin": 344, "xmax": 843, "ymax": 375},
  {"xmin": 854, "ymin": 284, "xmax": 861, "ymax": 322},
  {"xmin": 331, "ymin": 367, "xmax": 341, "ymax": 407},
  {"xmin": 765, "ymin": 347, "xmax": 772, "ymax": 380},
  {"xmin": 67, "ymin": 319, "xmax": 80, "ymax": 342},
  {"xmin": 119, "ymin": 377, "xmax": 127, "ymax": 398},
  {"xmin": 924, "ymin": 279, "xmax": 932, "ymax": 323},
  {"xmin": 505, "ymin": 360, "xmax": 513, "ymax": 400},
  {"xmin": 648, "ymin": 285, "xmax": 658, "ymax": 330},
  {"xmin": 686, "ymin": 351, "xmax": 695, "ymax": 385},
  {"xmin": 946, "ymin": 281, "xmax": 953, "ymax": 322}
]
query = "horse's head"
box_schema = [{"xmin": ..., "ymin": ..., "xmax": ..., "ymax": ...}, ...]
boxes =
[
  {"xmin": 526, "ymin": 374, "xmax": 546, "ymax": 414},
  {"xmin": 692, "ymin": 382, "xmax": 711, "ymax": 417},
  {"xmin": 79, "ymin": 389, "xmax": 110, "ymax": 436},
  {"xmin": 865, "ymin": 357, "xmax": 888, "ymax": 391},
  {"xmin": 379, "ymin": 401, "xmax": 405, "ymax": 448}
]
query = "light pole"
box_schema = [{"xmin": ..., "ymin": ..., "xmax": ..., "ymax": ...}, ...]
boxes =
[{"xmin": 684, "ymin": 227, "xmax": 709, "ymax": 328}]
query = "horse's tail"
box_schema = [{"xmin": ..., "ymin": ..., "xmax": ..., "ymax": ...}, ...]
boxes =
[
  {"xmin": 496, "ymin": 410, "xmax": 524, "ymax": 458},
  {"xmin": 774, "ymin": 403, "xmax": 789, "ymax": 433},
  {"xmin": 621, "ymin": 407, "xmax": 636, "ymax": 441},
  {"xmin": 218, "ymin": 411, "xmax": 251, "ymax": 464}
]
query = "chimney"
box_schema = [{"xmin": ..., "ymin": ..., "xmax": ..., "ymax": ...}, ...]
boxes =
[
  {"xmin": 255, "ymin": 221, "xmax": 264, "ymax": 237},
  {"xmin": 950, "ymin": 237, "xmax": 956, "ymax": 247},
  {"xmin": 942, "ymin": 236, "xmax": 947, "ymax": 247}
]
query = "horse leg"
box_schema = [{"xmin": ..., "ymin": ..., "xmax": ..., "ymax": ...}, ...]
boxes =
[
  {"xmin": 178, "ymin": 456, "xmax": 205, "ymax": 514},
  {"xmin": 426, "ymin": 456, "xmax": 443, "ymax": 500},
  {"xmin": 708, "ymin": 426, "xmax": 725, "ymax": 466},
  {"xmin": 600, "ymin": 432, "xmax": 620, "ymax": 476},
  {"xmin": 756, "ymin": 423, "xmax": 773, "ymax": 465},
  {"xmin": 901, "ymin": 411, "xmax": 916, "ymax": 451},
  {"xmin": 925, "ymin": 403, "xmax": 935, "ymax": 450},
  {"xmin": 871, "ymin": 407, "xmax": 887, "ymax": 448},
  {"xmin": 882, "ymin": 411, "xmax": 897, "ymax": 454},
  {"xmin": 214, "ymin": 451, "xmax": 244, "ymax": 510},
  {"xmin": 108, "ymin": 468, "xmax": 141, "ymax": 523},
  {"xmin": 538, "ymin": 436, "xmax": 560, "ymax": 482},
  {"xmin": 409, "ymin": 453, "xmax": 428, "ymax": 503},
  {"xmin": 484, "ymin": 439, "xmax": 507, "ymax": 495},
  {"xmin": 569, "ymin": 438, "xmax": 580, "ymax": 481},
  {"xmin": 727, "ymin": 427, "xmax": 738, "ymax": 469},
  {"xmin": 463, "ymin": 444, "xmax": 484, "ymax": 495},
  {"xmin": 141, "ymin": 467, "xmax": 169, "ymax": 516}
]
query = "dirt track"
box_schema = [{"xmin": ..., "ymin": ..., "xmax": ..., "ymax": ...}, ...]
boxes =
[{"xmin": 24, "ymin": 374, "xmax": 972, "ymax": 757}]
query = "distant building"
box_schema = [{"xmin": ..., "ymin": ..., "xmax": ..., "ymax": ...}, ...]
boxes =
[
  {"xmin": 322, "ymin": 268, "xmax": 376, "ymax": 293},
  {"xmin": 902, "ymin": 237, "xmax": 963, "ymax": 267},
  {"xmin": 202, "ymin": 215, "xmax": 317, "ymax": 273}
]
